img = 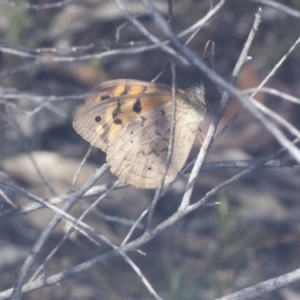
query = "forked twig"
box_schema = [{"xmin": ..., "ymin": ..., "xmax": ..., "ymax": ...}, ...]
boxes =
[
  {"xmin": 252, "ymin": 0, "xmax": 300, "ymax": 18},
  {"xmin": 9, "ymin": 165, "xmax": 109, "ymax": 300}
]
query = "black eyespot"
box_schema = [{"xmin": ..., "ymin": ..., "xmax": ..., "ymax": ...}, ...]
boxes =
[
  {"xmin": 114, "ymin": 118, "xmax": 123, "ymax": 125},
  {"xmin": 133, "ymin": 98, "xmax": 142, "ymax": 113},
  {"xmin": 148, "ymin": 167, "xmax": 152, "ymax": 171},
  {"xmin": 101, "ymin": 94, "xmax": 110, "ymax": 100},
  {"xmin": 95, "ymin": 116, "xmax": 102, "ymax": 123}
]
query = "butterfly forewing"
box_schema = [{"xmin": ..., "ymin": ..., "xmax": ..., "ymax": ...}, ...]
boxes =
[
  {"xmin": 73, "ymin": 92, "xmax": 174, "ymax": 152},
  {"xmin": 84, "ymin": 79, "xmax": 173, "ymax": 107}
]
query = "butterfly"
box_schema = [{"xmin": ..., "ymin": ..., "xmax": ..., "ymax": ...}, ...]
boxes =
[{"xmin": 73, "ymin": 79, "xmax": 206, "ymax": 189}]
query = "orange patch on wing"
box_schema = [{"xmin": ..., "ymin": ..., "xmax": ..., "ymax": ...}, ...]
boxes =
[
  {"xmin": 128, "ymin": 85, "xmax": 146, "ymax": 95},
  {"xmin": 113, "ymin": 85, "xmax": 126, "ymax": 96},
  {"xmin": 128, "ymin": 95, "xmax": 170, "ymax": 115}
]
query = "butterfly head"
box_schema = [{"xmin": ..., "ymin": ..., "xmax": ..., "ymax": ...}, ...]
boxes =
[
  {"xmin": 184, "ymin": 83, "xmax": 206, "ymax": 115},
  {"xmin": 194, "ymin": 85, "xmax": 202, "ymax": 95}
]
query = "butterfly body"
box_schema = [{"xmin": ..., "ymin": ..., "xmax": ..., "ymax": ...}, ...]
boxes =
[{"xmin": 73, "ymin": 79, "xmax": 206, "ymax": 188}]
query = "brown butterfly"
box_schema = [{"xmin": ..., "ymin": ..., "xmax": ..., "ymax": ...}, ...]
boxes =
[{"xmin": 73, "ymin": 79, "xmax": 206, "ymax": 189}]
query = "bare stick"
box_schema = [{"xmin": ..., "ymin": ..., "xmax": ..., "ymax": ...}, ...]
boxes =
[
  {"xmin": 0, "ymin": 0, "xmax": 76, "ymax": 10},
  {"xmin": 146, "ymin": 0, "xmax": 177, "ymax": 230},
  {"xmin": 142, "ymin": 2, "xmax": 300, "ymax": 162},
  {"xmin": 215, "ymin": 267, "xmax": 300, "ymax": 300},
  {"xmin": 252, "ymin": 0, "xmax": 300, "ymax": 18},
  {"xmin": 10, "ymin": 165, "xmax": 109, "ymax": 300},
  {"xmin": 180, "ymin": 7, "xmax": 262, "ymax": 208}
]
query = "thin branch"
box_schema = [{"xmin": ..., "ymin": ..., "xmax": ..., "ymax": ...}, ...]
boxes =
[
  {"xmin": 213, "ymin": 33, "xmax": 300, "ymax": 143},
  {"xmin": 0, "ymin": 42, "xmax": 175, "ymax": 62},
  {"xmin": 179, "ymin": 7, "xmax": 261, "ymax": 208},
  {"xmin": 113, "ymin": 0, "xmax": 188, "ymax": 64},
  {"xmin": 10, "ymin": 165, "xmax": 109, "ymax": 300},
  {"xmin": 252, "ymin": 36, "xmax": 300, "ymax": 96},
  {"xmin": 252, "ymin": 0, "xmax": 300, "ymax": 18},
  {"xmin": 243, "ymin": 87, "xmax": 300, "ymax": 104},
  {"xmin": 4, "ymin": 105, "xmax": 57, "ymax": 197},
  {"xmin": 0, "ymin": 157, "xmax": 297, "ymax": 220},
  {"xmin": 146, "ymin": 0, "xmax": 177, "ymax": 230},
  {"xmin": 30, "ymin": 180, "xmax": 120, "ymax": 282},
  {"xmin": 70, "ymin": 146, "xmax": 93, "ymax": 193},
  {"xmin": 121, "ymin": 209, "xmax": 148, "ymax": 246},
  {"xmin": 215, "ymin": 267, "xmax": 300, "ymax": 300},
  {"xmin": 143, "ymin": 2, "xmax": 300, "ymax": 162},
  {"xmin": 0, "ymin": 0, "xmax": 76, "ymax": 10},
  {"xmin": 178, "ymin": 0, "xmax": 225, "ymax": 38},
  {"xmin": 1, "ymin": 143, "xmax": 298, "ymax": 299}
]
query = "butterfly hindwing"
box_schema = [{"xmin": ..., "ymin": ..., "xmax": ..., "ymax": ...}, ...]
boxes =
[{"xmin": 106, "ymin": 98, "xmax": 201, "ymax": 188}]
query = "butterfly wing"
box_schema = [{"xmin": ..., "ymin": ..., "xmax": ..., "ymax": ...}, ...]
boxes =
[
  {"xmin": 84, "ymin": 79, "xmax": 172, "ymax": 107},
  {"xmin": 73, "ymin": 92, "xmax": 173, "ymax": 152},
  {"xmin": 73, "ymin": 79, "xmax": 206, "ymax": 189},
  {"xmin": 106, "ymin": 96, "xmax": 204, "ymax": 188}
]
